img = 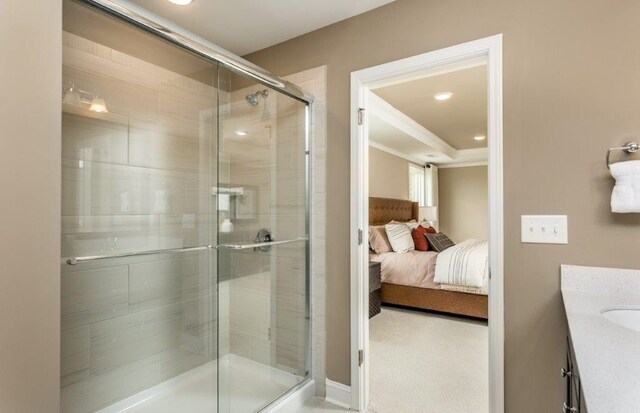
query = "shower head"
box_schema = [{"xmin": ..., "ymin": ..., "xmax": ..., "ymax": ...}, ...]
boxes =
[
  {"xmin": 246, "ymin": 94, "xmax": 259, "ymax": 106},
  {"xmin": 245, "ymin": 89, "xmax": 269, "ymax": 106}
]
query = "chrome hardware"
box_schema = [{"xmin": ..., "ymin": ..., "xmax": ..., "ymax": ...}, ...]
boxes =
[
  {"xmin": 216, "ymin": 236, "xmax": 308, "ymax": 251},
  {"xmin": 561, "ymin": 368, "xmax": 572, "ymax": 378},
  {"xmin": 64, "ymin": 245, "xmax": 213, "ymax": 265},
  {"xmin": 606, "ymin": 141, "xmax": 639, "ymax": 169},
  {"xmin": 254, "ymin": 228, "xmax": 274, "ymax": 252},
  {"xmin": 246, "ymin": 89, "xmax": 269, "ymax": 106},
  {"xmin": 79, "ymin": 0, "xmax": 313, "ymax": 104},
  {"xmin": 358, "ymin": 349, "xmax": 364, "ymax": 367},
  {"xmin": 562, "ymin": 402, "xmax": 577, "ymax": 412},
  {"xmin": 357, "ymin": 108, "xmax": 365, "ymax": 125},
  {"xmin": 357, "ymin": 228, "xmax": 363, "ymax": 245}
]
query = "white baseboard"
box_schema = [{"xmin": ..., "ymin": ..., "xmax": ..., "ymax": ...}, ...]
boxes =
[{"xmin": 325, "ymin": 379, "xmax": 351, "ymax": 409}]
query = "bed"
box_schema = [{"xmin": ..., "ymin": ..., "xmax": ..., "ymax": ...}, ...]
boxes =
[{"xmin": 369, "ymin": 196, "xmax": 488, "ymax": 319}]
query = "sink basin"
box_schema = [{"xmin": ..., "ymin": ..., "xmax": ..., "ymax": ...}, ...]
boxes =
[{"xmin": 601, "ymin": 307, "xmax": 640, "ymax": 332}]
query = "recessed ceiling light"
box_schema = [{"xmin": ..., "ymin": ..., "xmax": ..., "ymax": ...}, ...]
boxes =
[
  {"xmin": 434, "ymin": 92, "xmax": 453, "ymax": 101},
  {"xmin": 235, "ymin": 130, "xmax": 248, "ymax": 136},
  {"xmin": 474, "ymin": 135, "xmax": 486, "ymax": 141},
  {"xmin": 168, "ymin": 0, "xmax": 193, "ymax": 5}
]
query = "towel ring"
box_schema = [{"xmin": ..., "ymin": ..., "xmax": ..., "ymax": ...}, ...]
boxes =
[{"xmin": 606, "ymin": 141, "xmax": 639, "ymax": 169}]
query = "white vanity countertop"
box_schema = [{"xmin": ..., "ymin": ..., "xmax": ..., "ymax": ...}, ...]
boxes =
[{"xmin": 561, "ymin": 265, "xmax": 640, "ymax": 413}]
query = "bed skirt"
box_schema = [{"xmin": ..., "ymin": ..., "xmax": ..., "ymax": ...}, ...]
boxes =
[{"xmin": 381, "ymin": 282, "xmax": 488, "ymax": 319}]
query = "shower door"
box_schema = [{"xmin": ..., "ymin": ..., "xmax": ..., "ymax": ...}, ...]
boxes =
[
  {"xmin": 60, "ymin": 1, "xmax": 218, "ymax": 411},
  {"xmin": 60, "ymin": 1, "xmax": 311, "ymax": 412},
  {"xmin": 216, "ymin": 67, "xmax": 311, "ymax": 412}
]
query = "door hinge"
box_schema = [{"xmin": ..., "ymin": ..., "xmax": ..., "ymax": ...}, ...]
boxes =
[
  {"xmin": 357, "ymin": 108, "xmax": 365, "ymax": 125},
  {"xmin": 489, "ymin": 267, "xmax": 492, "ymax": 279},
  {"xmin": 357, "ymin": 228, "xmax": 363, "ymax": 245},
  {"xmin": 358, "ymin": 349, "xmax": 364, "ymax": 367}
]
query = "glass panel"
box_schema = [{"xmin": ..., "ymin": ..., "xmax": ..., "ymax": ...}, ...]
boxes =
[
  {"xmin": 217, "ymin": 67, "xmax": 310, "ymax": 413},
  {"xmin": 60, "ymin": 1, "xmax": 217, "ymax": 411}
]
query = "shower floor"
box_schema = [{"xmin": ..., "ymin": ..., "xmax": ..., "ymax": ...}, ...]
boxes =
[{"xmin": 99, "ymin": 355, "xmax": 302, "ymax": 413}]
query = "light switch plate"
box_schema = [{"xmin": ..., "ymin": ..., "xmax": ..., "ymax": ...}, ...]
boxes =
[{"xmin": 521, "ymin": 215, "xmax": 568, "ymax": 244}]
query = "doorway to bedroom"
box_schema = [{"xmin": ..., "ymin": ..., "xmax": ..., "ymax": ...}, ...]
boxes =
[{"xmin": 348, "ymin": 36, "xmax": 504, "ymax": 413}]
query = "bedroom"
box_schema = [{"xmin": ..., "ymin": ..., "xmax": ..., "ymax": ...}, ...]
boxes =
[{"xmin": 366, "ymin": 64, "xmax": 490, "ymax": 412}]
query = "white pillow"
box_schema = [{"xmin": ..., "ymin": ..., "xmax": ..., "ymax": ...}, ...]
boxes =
[
  {"xmin": 385, "ymin": 223, "xmax": 415, "ymax": 253},
  {"xmin": 405, "ymin": 219, "xmax": 419, "ymax": 230},
  {"xmin": 390, "ymin": 219, "xmax": 419, "ymax": 230}
]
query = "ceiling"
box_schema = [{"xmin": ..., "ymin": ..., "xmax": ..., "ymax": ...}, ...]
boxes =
[
  {"xmin": 129, "ymin": 0, "xmax": 396, "ymax": 56},
  {"xmin": 369, "ymin": 116, "xmax": 445, "ymax": 161},
  {"xmin": 373, "ymin": 65, "xmax": 487, "ymax": 150}
]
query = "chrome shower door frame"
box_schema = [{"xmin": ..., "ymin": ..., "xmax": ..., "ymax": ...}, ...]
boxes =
[{"xmin": 77, "ymin": 0, "xmax": 313, "ymax": 105}]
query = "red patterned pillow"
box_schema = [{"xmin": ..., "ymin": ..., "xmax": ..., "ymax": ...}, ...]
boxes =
[{"xmin": 410, "ymin": 225, "xmax": 426, "ymax": 251}]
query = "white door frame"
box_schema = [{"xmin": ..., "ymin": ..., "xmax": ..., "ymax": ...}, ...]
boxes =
[{"xmin": 349, "ymin": 34, "xmax": 504, "ymax": 412}]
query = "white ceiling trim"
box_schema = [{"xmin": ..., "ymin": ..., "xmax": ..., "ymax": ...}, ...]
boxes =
[
  {"xmin": 366, "ymin": 55, "xmax": 486, "ymax": 90},
  {"xmin": 368, "ymin": 91, "xmax": 488, "ymax": 165},
  {"xmin": 446, "ymin": 147, "xmax": 488, "ymax": 164},
  {"xmin": 438, "ymin": 160, "xmax": 488, "ymax": 169},
  {"xmin": 369, "ymin": 141, "xmax": 425, "ymax": 165},
  {"xmin": 368, "ymin": 91, "xmax": 456, "ymax": 159}
]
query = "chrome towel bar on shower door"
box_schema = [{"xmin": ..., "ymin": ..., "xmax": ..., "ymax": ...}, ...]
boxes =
[
  {"xmin": 64, "ymin": 236, "xmax": 309, "ymax": 265},
  {"xmin": 64, "ymin": 245, "xmax": 213, "ymax": 265},
  {"xmin": 216, "ymin": 236, "xmax": 308, "ymax": 250}
]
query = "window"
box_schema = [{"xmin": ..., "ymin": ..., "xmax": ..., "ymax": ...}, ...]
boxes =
[{"xmin": 409, "ymin": 164, "xmax": 426, "ymax": 206}]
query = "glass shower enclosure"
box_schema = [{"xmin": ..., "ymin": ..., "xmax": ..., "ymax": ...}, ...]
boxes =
[{"xmin": 59, "ymin": 1, "xmax": 311, "ymax": 412}]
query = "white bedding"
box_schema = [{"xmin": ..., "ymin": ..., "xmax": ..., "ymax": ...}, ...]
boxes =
[
  {"xmin": 439, "ymin": 276, "xmax": 489, "ymax": 295},
  {"xmin": 369, "ymin": 250, "xmax": 439, "ymax": 289},
  {"xmin": 433, "ymin": 239, "xmax": 488, "ymax": 288}
]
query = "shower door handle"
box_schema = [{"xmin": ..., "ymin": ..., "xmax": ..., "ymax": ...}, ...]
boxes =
[
  {"xmin": 64, "ymin": 245, "xmax": 213, "ymax": 265},
  {"xmin": 254, "ymin": 228, "xmax": 274, "ymax": 252},
  {"xmin": 215, "ymin": 236, "xmax": 308, "ymax": 250}
]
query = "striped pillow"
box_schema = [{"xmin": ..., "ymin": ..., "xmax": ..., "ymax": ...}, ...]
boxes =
[{"xmin": 385, "ymin": 223, "xmax": 415, "ymax": 253}]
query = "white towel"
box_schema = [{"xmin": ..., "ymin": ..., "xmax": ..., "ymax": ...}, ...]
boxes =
[{"xmin": 610, "ymin": 160, "xmax": 640, "ymax": 213}]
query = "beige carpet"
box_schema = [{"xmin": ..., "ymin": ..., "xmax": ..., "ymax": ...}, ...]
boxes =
[{"xmin": 368, "ymin": 307, "xmax": 488, "ymax": 413}]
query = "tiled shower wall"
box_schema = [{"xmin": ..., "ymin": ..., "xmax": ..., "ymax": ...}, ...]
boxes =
[
  {"xmin": 59, "ymin": 21, "xmax": 326, "ymax": 412},
  {"xmin": 60, "ymin": 31, "xmax": 217, "ymax": 412},
  {"xmin": 284, "ymin": 67, "xmax": 328, "ymax": 395}
]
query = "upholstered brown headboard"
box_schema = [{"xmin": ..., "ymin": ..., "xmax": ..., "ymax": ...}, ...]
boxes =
[{"xmin": 369, "ymin": 197, "xmax": 419, "ymax": 226}]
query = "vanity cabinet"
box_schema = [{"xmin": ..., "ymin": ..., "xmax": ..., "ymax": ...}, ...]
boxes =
[{"xmin": 563, "ymin": 335, "xmax": 587, "ymax": 413}]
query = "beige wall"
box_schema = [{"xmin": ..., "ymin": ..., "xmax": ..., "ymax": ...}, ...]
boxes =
[
  {"xmin": 0, "ymin": 0, "xmax": 62, "ymax": 411},
  {"xmin": 438, "ymin": 166, "xmax": 488, "ymax": 242},
  {"xmin": 245, "ymin": 0, "xmax": 640, "ymax": 411},
  {"xmin": 369, "ymin": 147, "xmax": 416, "ymax": 200}
]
